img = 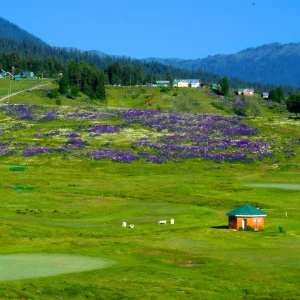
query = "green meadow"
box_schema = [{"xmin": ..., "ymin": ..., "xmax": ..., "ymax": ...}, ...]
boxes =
[
  {"xmin": 0, "ymin": 78, "xmax": 52, "ymax": 98},
  {"xmin": 0, "ymin": 86, "xmax": 299, "ymax": 299}
]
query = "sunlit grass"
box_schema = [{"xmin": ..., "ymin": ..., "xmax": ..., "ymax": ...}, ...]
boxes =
[{"xmin": 0, "ymin": 88, "xmax": 299, "ymax": 299}]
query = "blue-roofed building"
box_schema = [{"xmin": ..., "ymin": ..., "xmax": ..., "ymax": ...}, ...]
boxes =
[
  {"xmin": 211, "ymin": 84, "xmax": 218, "ymax": 90},
  {"xmin": 13, "ymin": 75, "xmax": 21, "ymax": 81},
  {"xmin": 20, "ymin": 71, "xmax": 37, "ymax": 79}
]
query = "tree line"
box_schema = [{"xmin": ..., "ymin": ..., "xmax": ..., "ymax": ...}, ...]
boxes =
[
  {"xmin": 46, "ymin": 60, "xmax": 106, "ymax": 101},
  {"xmin": 1, "ymin": 37, "xmax": 299, "ymax": 95},
  {"xmin": 219, "ymin": 76, "xmax": 300, "ymax": 116}
]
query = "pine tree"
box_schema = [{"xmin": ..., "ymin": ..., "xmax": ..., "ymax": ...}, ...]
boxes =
[
  {"xmin": 96, "ymin": 71, "xmax": 106, "ymax": 100},
  {"xmin": 220, "ymin": 76, "xmax": 229, "ymax": 95},
  {"xmin": 166, "ymin": 71, "xmax": 173, "ymax": 88},
  {"xmin": 276, "ymin": 87, "xmax": 285, "ymax": 103},
  {"xmin": 286, "ymin": 93, "xmax": 300, "ymax": 116},
  {"xmin": 269, "ymin": 89, "xmax": 279, "ymax": 102},
  {"xmin": 59, "ymin": 75, "xmax": 69, "ymax": 94}
]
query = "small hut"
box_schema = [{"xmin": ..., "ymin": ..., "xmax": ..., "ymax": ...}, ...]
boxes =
[{"xmin": 226, "ymin": 204, "xmax": 267, "ymax": 231}]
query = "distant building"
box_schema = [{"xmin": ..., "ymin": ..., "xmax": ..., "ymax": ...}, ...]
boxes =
[
  {"xmin": 156, "ymin": 80, "xmax": 170, "ymax": 87},
  {"xmin": 226, "ymin": 204, "xmax": 267, "ymax": 231},
  {"xmin": 173, "ymin": 79, "xmax": 201, "ymax": 88},
  {"xmin": 0, "ymin": 69, "xmax": 13, "ymax": 79},
  {"xmin": 20, "ymin": 71, "xmax": 37, "ymax": 79},
  {"xmin": 238, "ymin": 88, "xmax": 254, "ymax": 96},
  {"xmin": 0, "ymin": 69, "xmax": 5, "ymax": 79},
  {"xmin": 13, "ymin": 75, "xmax": 21, "ymax": 81},
  {"xmin": 174, "ymin": 79, "xmax": 189, "ymax": 87},
  {"xmin": 211, "ymin": 84, "xmax": 218, "ymax": 90},
  {"xmin": 262, "ymin": 92, "xmax": 269, "ymax": 99}
]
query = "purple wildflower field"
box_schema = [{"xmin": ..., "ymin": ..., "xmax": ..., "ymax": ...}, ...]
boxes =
[
  {"xmin": 0, "ymin": 104, "xmax": 295, "ymax": 163},
  {"xmin": 67, "ymin": 112, "xmax": 116, "ymax": 119},
  {"xmin": 22, "ymin": 147, "xmax": 65, "ymax": 157},
  {"xmin": 88, "ymin": 125, "xmax": 120, "ymax": 133},
  {"xmin": 35, "ymin": 131, "xmax": 60, "ymax": 138},
  {"xmin": 64, "ymin": 138, "xmax": 88, "ymax": 149}
]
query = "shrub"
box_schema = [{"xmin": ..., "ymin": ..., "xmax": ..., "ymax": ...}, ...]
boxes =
[
  {"xmin": 173, "ymin": 94, "xmax": 200, "ymax": 112},
  {"xmin": 59, "ymin": 76, "xmax": 69, "ymax": 94},
  {"xmin": 238, "ymin": 226, "xmax": 256, "ymax": 232},
  {"xmin": 160, "ymin": 87, "xmax": 172, "ymax": 93},
  {"xmin": 56, "ymin": 98, "xmax": 62, "ymax": 105},
  {"xmin": 70, "ymin": 86, "xmax": 79, "ymax": 98},
  {"xmin": 48, "ymin": 89, "xmax": 59, "ymax": 99}
]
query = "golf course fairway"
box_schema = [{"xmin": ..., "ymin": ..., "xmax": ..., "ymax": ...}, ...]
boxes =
[{"xmin": 0, "ymin": 254, "xmax": 115, "ymax": 282}]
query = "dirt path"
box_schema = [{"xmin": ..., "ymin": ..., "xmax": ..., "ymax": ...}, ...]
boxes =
[{"xmin": 0, "ymin": 82, "xmax": 52, "ymax": 103}]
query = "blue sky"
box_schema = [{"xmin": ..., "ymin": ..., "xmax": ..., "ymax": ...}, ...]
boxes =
[{"xmin": 1, "ymin": 0, "xmax": 299, "ymax": 59}]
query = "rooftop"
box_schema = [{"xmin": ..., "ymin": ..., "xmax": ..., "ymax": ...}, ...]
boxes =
[{"xmin": 226, "ymin": 204, "xmax": 267, "ymax": 217}]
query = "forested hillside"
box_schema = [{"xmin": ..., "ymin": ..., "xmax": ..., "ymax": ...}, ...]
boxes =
[
  {"xmin": 143, "ymin": 43, "xmax": 300, "ymax": 87},
  {"xmin": 0, "ymin": 17, "xmax": 298, "ymax": 94},
  {"xmin": 0, "ymin": 17, "xmax": 46, "ymax": 46}
]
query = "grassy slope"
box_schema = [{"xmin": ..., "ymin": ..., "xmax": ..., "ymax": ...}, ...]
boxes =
[
  {"xmin": 107, "ymin": 86, "xmax": 229, "ymax": 114},
  {"xmin": 0, "ymin": 78, "xmax": 52, "ymax": 97},
  {"xmin": 0, "ymin": 86, "xmax": 299, "ymax": 299}
]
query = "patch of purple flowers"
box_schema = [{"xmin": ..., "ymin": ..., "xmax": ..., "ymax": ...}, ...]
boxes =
[
  {"xmin": 22, "ymin": 147, "xmax": 65, "ymax": 157},
  {"xmin": 0, "ymin": 104, "xmax": 36, "ymax": 120},
  {"xmin": 64, "ymin": 138, "xmax": 88, "ymax": 149},
  {"xmin": 35, "ymin": 131, "xmax": 60, "ymax": 138},
  {"xmin": 0, "ymin": 149, "xmax": 16, "ymax": 156},
  {"xmin": 116, "ymin": 109, "xmax": 257, "ymax": 136},
  {"xmin": 66, "ymin": 132, "xmax": 80, "ymax": 138},
  {"xmin": 86, "ymin": 149, "xmax": 138, "ymax": 162},
  {"xmin": 67, "ymin": 112, "xmax": 115, "ymax": 119},
  {"xmin": 39, "ymin": 110, "xmax": 59, "ymax": 121},
  {"xmin": 88, "ymin": 125, "xmax": 120, "ymax": 133}
]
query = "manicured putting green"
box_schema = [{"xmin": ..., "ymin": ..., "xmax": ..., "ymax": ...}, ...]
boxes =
[
  {"xmin": 244, "ymin": 183, "xmax": 300, "ymax": 190},
  {"xmin": 0, "ymin": 254, "xmax": 115, "ymax": 282}
]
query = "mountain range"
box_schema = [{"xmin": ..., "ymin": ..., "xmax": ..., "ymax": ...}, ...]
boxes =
[
  {"xmin": 0, "ymin": 17, "xmax": 47, "ymax": 46},
  {"xmin": 1, "ymin": 17, "xmax": 300, "ymax": 87},
  {"xmin": 142, "ymin": 43, "xmax": 300, "ymax": 87}
]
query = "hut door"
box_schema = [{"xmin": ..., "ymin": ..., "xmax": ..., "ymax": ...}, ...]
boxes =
[{"xmin": 242, "ymin": 219, "xmax": 247, "ymax": 229}]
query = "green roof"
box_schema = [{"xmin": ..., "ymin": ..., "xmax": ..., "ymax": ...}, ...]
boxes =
[
  {"xmin": 238, "ymin": 88, "xmax": 254, "ymax": 92},
  {"xmin": 226, "ymin": 204, "xmax": 267, "ymax": 216}
]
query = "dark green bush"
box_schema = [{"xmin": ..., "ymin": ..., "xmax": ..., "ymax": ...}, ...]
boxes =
[
  {"xmin": 160, "ymin": 87, "xmax": 172, "ymax": 93},
  {"xmin": 238, "ymin": 226, "xmax": 256, "ymax": 232},
  {"xmin": 70, "ymin": 86, "xmax": 79, "ymax": 98},
  {"xmin": 48, "ymin": 89, "xmax": 59, "ymax": 99}
]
